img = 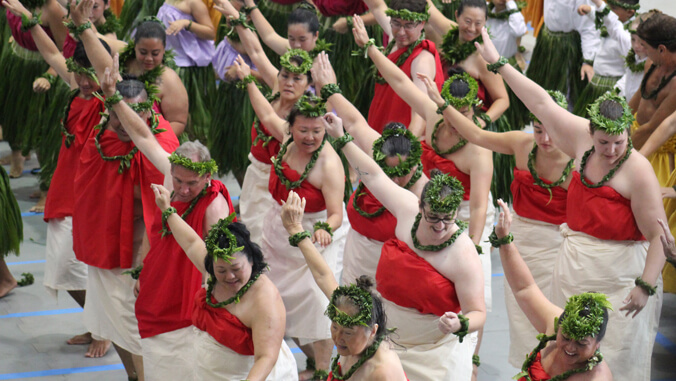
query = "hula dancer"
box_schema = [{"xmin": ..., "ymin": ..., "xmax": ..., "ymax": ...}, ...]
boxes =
[
  {"xmin": 157, "ymin": 0, "xmax": 216, "ymax": 144},
  {"xmin": 363, "ymin": 0, "xmax": 445, "ymax": 136},
  {"xmin": 573, "ymin": 0, "xmax": 638, "ymax": 117},
  {"xmin": 0, "ymin": 164, "xmax": 23, "ymax": 298},
  {"xmin": 493, "ymin": 199, "xmax": 613, "ymax": 381},
  {"xmin": 479, "ymin": 27, "xmax": 665, "ymax": 380},
  {"xmin": 325, "ymin": 107, "xmax": 486, "ymax": 380},
  {"xmin": 615, "ymin": 13, "xmax": 650, "ymax": 102},
  {"xmin": 281, "ymin": 190, "xmax": 408, "ymax": 380}
]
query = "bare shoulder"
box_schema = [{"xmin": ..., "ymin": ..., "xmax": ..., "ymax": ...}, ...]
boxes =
[
  {"xmin": 318, "ymin": 142, "xmax": 342, "ymax": 169},
  {"xmin": 203, "ymin": 193, "xmax": 232, "ymax": 230},
  {"xmin": 249, "ymin": 274, "xmax": 283, "ymax": 311},
  {"xmin": 366, "ymin": 345, "xmax": 407, "ymax": 381},
  {"xmin": 567, "ymin": 359, "xmax": 612, "ymax": 381}
]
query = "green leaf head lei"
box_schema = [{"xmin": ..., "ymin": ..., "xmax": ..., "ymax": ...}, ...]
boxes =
[
  {"xmin": 126, "ymin": 83, "xmax": 160, "ymax": 113},
  {"xmin": 204, "ymin": 212, "xmax": 244, "ymax": 264},
  {"xmin": 325, "ymin": 284, "xmax": 373, "ymax": 327},
  {"xmin": 558, "ymin": 292, "xmax": 613, "ymax": 341},
  {"xmin": 65, "ymin": 57, "xmax": 98, "ymax": 82},
  {"xmin": 372, "ymin": 127, "xmax": 422, "ymax": 178},
  {"xmin": 529, "ymin": 90, "xmax": 568, "ymax": 124},
  {"xmin": 294, "ymin": 94, "xmax": 327, "ymax": 118},
  {"xmin": 168, "ymin": 151, "xmax": 218, "ymax": 177},
  {"xmin": 422, "ymin": 173, "xmax": 464, "ymax": 214},
  {"xmin": 441, "ymin": 72, "xmax": 481, "ymax": 110},
  {"xmin": 279, "ymin": 49, "xmax": 313, "ymax": 75},
  {"xmin": 606, "ymin": 0, "xmax": 641, "ymax": 11},
  {"xmin": 587, "ymin": 92, "xmax": 635, "ymax": 135},
  {"xmin": 384, "ymin": 6, "xmax": 430, "ymax": 22}
]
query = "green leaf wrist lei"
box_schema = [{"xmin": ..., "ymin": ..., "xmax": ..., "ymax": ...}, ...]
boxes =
[
  {"xmin": 325, "ymin": 284, "xmax": 373, "ymax": 327},
  {"xmin": 441, "ymin": 72, "xmax": 481, "ymax": 110},
  {"xmin": 65, "ymin": 20, "xmax": 92, "ymax": 40},
  {"xmin": 242, "ymin": 5, "xmax": 258, "ymax": 14},
  {"xmin": 472, "ymin": 354, "xmax": 481, "ymax": 367},
  {"xmin": 384, "ymin": 7, "xmax": 429, "ymax": 22},
  {"xmin": 487, "ymin": 56, "xmax": 509, "ymax": 73},
  {"xmin": 159, "ymin": 184, "xmax": 208, "ymax": 237},
  {"xmin": 313, "ymin": 221, "xmax": 333, "ymax": 237},
  {"xmin": 161, "ymin": 206, "xmax": 177, "ymax": 231},
  {"xmin": 39, "ymin": 73, "xmax": 56, "ymax": 85},
  {"xmin": 320, "ymin": 83, "xmax": 342, "ymax": 101},
  {"xmin": 488, "ymin": 227, "xmax": 513, "ymax": 247},
  {"xmin": 20, "ymin": 12, "xmax": 41, "ymax": 32},
  {"xmin": 168, "ymin": 152, "xmax": 218, "ymax": 176},
  {"xmin": 280, "ymin": 49, "xmax": 313, "ymax": 74},
  {"xmin": 333, "ymin": 133, "xmax": 354, "ymax": 152},
  {"xmin": 17, "ymin": 272, "xmax": 35, "ymax": 287},
  {"xmin": 228, "ymin": 12, "xmax": 256, "ymax": 33},
  {"xmin": 453, "ymin": 314, "xmax": 469, "ymax": 343},
  {"xmin": 288, "ymin": 231, "xmax": 312, "ymax": 247},
  {"xmin": 436, "ymin": 100, "xmax": 450, "ymax": 115},
  {"xmin": 104, "ymin": 91, "xmax": 124, "ymax": 111},
  {"xmin": 635, "ymin": 277, "xmax": 657, "ymax": 296},
  {"xmin": 236, "ymin": 74, "xmax": 261, "ymax": 90},
  {"xmin": 351, "ymin": 38, "xmax": 378, "ymax": 59}
]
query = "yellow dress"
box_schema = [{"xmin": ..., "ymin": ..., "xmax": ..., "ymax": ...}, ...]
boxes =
[{"xmin": 632, "ymin": 119, "xmax": 676, "ymax": 292}]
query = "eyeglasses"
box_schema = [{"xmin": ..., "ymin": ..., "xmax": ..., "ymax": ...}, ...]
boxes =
[
  {"xmin": 390, "ymin": 20, "xmax": 421, "ymax": 31},
  {"xmin": 422, "ymin": 208, "xmax": 454, "ymax": 225}
]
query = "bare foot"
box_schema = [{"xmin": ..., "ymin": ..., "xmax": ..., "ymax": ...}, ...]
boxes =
[
  {"xmin": 0, "ymin": 153, "xmax": 9, "ymax": 165},
  {"xmin": 298, "ymin": 370, "xmax": 314, "ymax": 381},
  {"xmin": 0, "ymin": 278, "xmax": 18, "ymax": 298},
  {"xmin": 29, "ymin": 190, "xmax": 41, "ymax": 199},
  {"xmin": 9, "ymin": 151, "xmax": 25, "ymax": 178},
  {"xmin": 67, "ymin": 332, "xmax": 93, "ymax": 345},
  {"xmin": 85, "ymin": 338, "xmax": 111, "ymax": 358},
  {"xmin": 29, "ymin": 191, "xmax": 47, "ymax": 213}
]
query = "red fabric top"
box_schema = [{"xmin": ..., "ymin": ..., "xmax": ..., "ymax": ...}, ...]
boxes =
[
  {"xmin": 267, "ymin": 0, "xmax": 301, "ymax": 4},
  {"xmin": 367, "ymin": 40, "xmax": 444, "ymax": 134},
  {"xmin": 567, "ymin": 172, "xmax": 645, "ymax": 241},
  {"xmin": 62, "ymin": 34, "xmax": 77, "ymax": 59},
  {"xmin": 376, "ymin": 239, "xmax": 461, "ymax": 316},
  {"xmin": 347, "ymin": 184, "xmax": 397, "ymax": 242},
  {"xmin": 72, "ymin": 115, "xmax": 179, "ymax": 269},
  {"xmin": 269, "ymin": 161, "xmax": 326, "ymax": 212},
  {"xmin": 250, "ymin": 120, "xmax": 281, "ymax": 165},
  {"xmin": 511, "ymin": 168, "xmax": 568, "ymax": 225},
  {"xmin": 7, "ymin": 10, "xmax": 54, "ymax": 51},
  {"xmin": 314, "ymin": 0, "xmax": 368, "ymax": 17},
  {"xmin": 328, "ymin": 363, "xmax": 409, "ymax": 381},
  {"xmin": 44, "ymin": 94, "xmax": 104, "ymax": 220},
  {"xmin": 420, "ymin": 141, "xmax": 471, "ymax": 200},
  {"xmin": 136, "ymin": 180, "xmax": 235, "ymax": 338},
  {"xmin": 519, "ymin": 352, "xmax": 550, "ymax": 381},
  {"xmin": 192, "ymin": 287, "xmax": 255, "ymax": 355}
]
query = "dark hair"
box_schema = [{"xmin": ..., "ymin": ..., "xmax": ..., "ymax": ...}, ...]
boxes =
[
  {"xmin": 457, "ymin": 0, "xmax": 488, "ymax": 18},
  {"xmin": 280, "ymin": 54, "xmax": 313, "ymax": 82},
  {"xmin": 381, "ymin": 122, "xmax": 413, "ymax": 158},
  {"xmin": 134, "ymin": 20, "xmax": 167, "ymax": 46},
  {"xmin": 288, "ymin": 2, "xmax": 320, "ymax": 35},
  {"xmin": 613, "ymin": 0, "xmax": 639, "ymax": 7},
  {"xmin": 286, "ymin": 91, "xmax": 320, "ymax": 127},
  {"xmin": 116, "ymin": 79, "xmax": 147, "ymax": 100},
  {"xmin": 445, "ymin": 67, "xmax": 471, "ymax": 99},
  {"xmin": 420, "ymin": 169, "xmax": 459, "ymax": 209},
  {"xmin": 390, "ymin": 0, "xmax": 426, "ymax": 14},
  {"xmin": 203, "ymin": 221, "xmax": 267, "ymax": 280},
  {"xmin": 73, "ymin": 39, "xmax": 111, "ymax": 68},
  {"xmin": 637, "ymin": 12, "xmax": 676, "ymax": 52},
  {"xmin": 589, "ymin": 99, "xmax": 625, "ymax": 133},
  {"xmin": 336, "ymin": 276, "xmax": 389, "ymax": 340},
  {"xmin": 558, "ymin": 306, "xmax": 610, "ymax": 342}
]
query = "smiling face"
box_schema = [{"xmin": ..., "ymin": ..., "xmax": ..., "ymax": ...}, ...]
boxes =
[
  {"xmin": 290, "ymin": 116, "xmax": 325, "ymax": 153},
  {"xmin": 631, "ymin": 34, "xmax": 648, "ymax": 59},
  {"xmin": 390, "ymin": 17, "xmax": 425, "ymax": 49},
  {"xmin": 287, "ymin": 23, "xmax": 318, "ymax": 52},
  {"xmin": 135, "ymin": 37, "xmax": 165, "ymax": 71},
  {"xmin": 455, "ymin": 6, "xmax": 486, "ymax": 43},
  {"xmin": 278, "ymin": 67, "xmax": 310, "ymax": 101},
  {"xmin": 213, "ymin": 252, "xmax": 253, "ymax": 292},
  {"xmin": 556, "ymin": 328, "xmax": 601, "ymax": 367},
  {"xmin": 591, "ymin": 129, "xmax": 629, "ymax": 165},
  {"xmin": 330, "ymin": 304, "xmax": 377, "ymax": 357},
  {"xmin": 419, "ymin": 203, "xmax": 456, "ymax": 236}
]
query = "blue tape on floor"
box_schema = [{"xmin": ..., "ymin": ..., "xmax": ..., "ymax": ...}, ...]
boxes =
[
  {"xmin": 0, "ymin": 308, "xmax": 82, "ymax": 319},
  {"xmin": 6, "ymin": 260, "xmax": 45, "ymax": 266},
  {"xmin": 20, "ymin": 211, "xmax": 43, "ymax": 217},
  {"xmin": 0, "ymin": 364, "xmax": 124, "ymax": 379},
  {"xmin": 290, "ymin": 346, "xmax": 302, "ymax": 354},
  {"xmin": 492, "ymin": 273, "xmax": 504, "ymax": 277},
  {"xmin": 656, "ymin": 332, "xmax": 676, "ymax": 356}
]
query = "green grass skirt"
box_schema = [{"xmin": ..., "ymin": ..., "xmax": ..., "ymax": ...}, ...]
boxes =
[
  {"xmin": 572, "ymin": 74, "xmax": 620, "ymax": 117},
  {"xmin": 0, "ymin": 165, "xmax": 23, "ymax": 257},
  {"xmin": 0, "ymin": 11, "xmax": 8, "ymax": 54},
  {"xmin": 503, "ymin": 56, "xmax": 530, "ymax": 130},
  {"xmin": 118, "ymin": 0, "xmax": 165, "ymax": 39},
  {"xmin": 486, "ymin": 115, "xmax": 516, "ymax": 204},
  {"xmin": 176, "ymin": 65, "xmax": 217, "ymax": 146},
  {"xmin": 0, "ymin": 42, "xmax": 50, "ymax": 151},
  {"xmin": 209, "ymin": 80, "xmax": 255, "ymax": 179},
  {"xmin": 36, "ymin": 79, "xmax": 71, "ymax": 191},
  {"xmin": 525, "ymin": 25, "xmax": 585, "ymax": 108}
]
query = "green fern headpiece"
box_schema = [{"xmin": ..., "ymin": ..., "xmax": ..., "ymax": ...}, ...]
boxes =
[
  {"xmin": 280, "ymin": 49, "xmax": 313, "ymax": 74},
  {"xmin": 441, "ymin": 72, "xmax": 481, "ymax": 110},
  {"xmin": 423, "ymin": 174, "xmax": 464, "ymax": 214},
  {"xmin": 529, "ymin": 90, "xmax": 568, "ymax": 124},
  {"xmin": 204, "ymin": 213, "xmax": 243, "ymax": 263},
  {"xmin": 295, "ymin": 94, "xmax": 326, "ymax": 118},
  {"xmin": 606, "ymin": 0, "xmax": 640, "ymax": 11},
  {"xmin": 168, "ymin": 151, "xmax": 218, "ymax": 177},
  {"xmin": 385, "ymin": 7, "xmax": 429, "ymax": 22},
  {"xmin": 126, "ymin": 83, "xmax": 160, "ymax": 112},
  {"xmin": 372, "ymin": 127, "xmax": 422, "ymax": 178},
  {"xmin": 587, "ymin": 92, "xmax": 635, "ymax": 135},
  {"xmin": 65, "ymin": 57, "xmax": 98, "ymax": 81},
  {"xmin": 325, "ymin": 285, "xmax": 373, "ymax": 327},
  {"xmin": 559, "ymin": 292, "xmax": 613, "ymax": 341}
]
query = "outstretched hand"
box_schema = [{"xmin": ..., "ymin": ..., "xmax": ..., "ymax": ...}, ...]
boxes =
[
  {"xmin": 166, "ymin": 19, "xmax": 189, "ymax": 36},
  {"xmin": 658, "ymin": 218, "xmax": 676, "ymax": 262},
  {"xmin": 321, "ymin": 112, "xmax": 345, "ymax": 139},
  {"xmin": 311, "ymin": 52, "xmax": 337, "ymax": 92},
  {"xmin": 233, "ymin": 55, "xmax": 251, "ymax": 80},
  {"xmin": 494, "ymin": 199, "xmax": 512, "ymax": 239},
  {"xmin": 101, "ymin": 53, "xmax": 121, "ymax": 97},
  {"xmin": 70, "ymin": 0, "xmax": 94, "ymax": 27},
  {"xmin": 475, "ymin": 27, "xmax": 500, "ymax": 65},
  {"xmin": 351, "ymin": 14, "xmax": 371, "ymax": 48},
  {"xmin": 281, "ymin": 191, "xmax": 307, "ymax": 234},
  {"xmin": 417, "ymin": 72, "xmax": 445, "ymax": 107},
  {"xmin": 151, "ymin": 183, "xmax": 172, "ymax": 212},
  {"xmin": 2, "ymin": 0, "xmax": 30, "ymax": 18},
  {"xmin": 213, "ymin": 0, "xmax": 238, "ymax": 18}
]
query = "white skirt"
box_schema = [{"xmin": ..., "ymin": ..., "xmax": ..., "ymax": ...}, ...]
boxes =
[
  {"xmin": 261, "ymin": 202, "xmax": 347, "ymax": 342},
  {"xmin": 239, "ymin": 154, "xmax": 276, "ymax": 246},
  {"xmin": 142, "ymin": 326, "xmax": 195, "ymax": 381},
  {"xmin": 505, "ymin": 213, "xmax": 562, "ymax": 367},
  {"xmin": 43, "ymin": 217, "xmax": 88, "ymax": 298},
  {"xmin": 551, "ymin": 224, "xmax": 662, "ymax": 381},
  {"xmin": 456, "ymin": 197, "xmax": 495, "ymax": 311},
  {"xmin": 382, "ymin": 299, "xmax": 474, "ymax": 381},
  {"xmin": 340, "ymin": 228, "xmax": 384, "ymax": 286},
  {"xmin": 193, "ymin": 328, "xmax": 298, "ymax": 381}
]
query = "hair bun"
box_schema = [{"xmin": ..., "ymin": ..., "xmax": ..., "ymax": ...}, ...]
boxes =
[
  {"xmin": 429, "ymin": 168, "xmax": 444, "ymax": 178},
  {"xmin": 355, "ymin": 275, "xmax": 375, "ymax": 291}
]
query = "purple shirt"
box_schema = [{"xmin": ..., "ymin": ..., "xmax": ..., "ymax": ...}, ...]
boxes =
[{"xmin": 157, "ymin": 3, "xmax": 214, "ymax": 67}]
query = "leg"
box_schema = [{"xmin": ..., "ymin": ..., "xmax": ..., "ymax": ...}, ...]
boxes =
[
  {"xmin": 471, "ymin": 327, "xmax": 484, "ymax": 381},
  {"xmin": 9, "ymin": 150, "xmax": 25, "ymax": 178},
  {"xmin": 113, "ymin": 343, "xmax": 141, "ymax": 380},
  {"xmin": 293, "ymin": 338, "xmax": 316, "ymax": 381},
  {"xmin": 0, "ymin": 257, "xmax": 18, "ymax": 298},
  {"xmin": 29, "ymin": 190, "xmax": 47, "ymax": 213}
]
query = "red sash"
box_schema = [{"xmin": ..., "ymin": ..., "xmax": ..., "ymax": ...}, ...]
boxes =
[
  {"xmin": 567, "ymin": 172, "xmax": 644, "ymax": 241},
  {"xmin": 313, "ymin": 0, "xmax": 367, "ymax": 16},
  {"xmin": 511, "ymin": 168, "xmax": 567, "ymax": 225},
  {"xmin": 347, "ymin": 184, "xmax": 397, "ymax": 242},
  {"xmin": 420, "ymin": 141, "xmax": 471, "ymax": 200},
  {"xmin": 519, "ymin": 352, "xmax": 551, "ymax": 381},
  {"xmin": 192, "ymin": 288, "xmax": 255, "ymax": 355},
  {"xmin": 376, "ymin": 239, "xmax": 461, "ymax": 316},
  {"xmin": 250, "ymin": 120, "xmax": 280, "ymax": 165},
  {"xmin": 44, "ymin": 95, "xmax": 104, "ymax": 220},
  {"xmin": 7, "ymin": 10, "xmax": 54, "ymax": 51},
  {"xmin": 367, "ymin": 40, "xmax": 444, "ymax": 133},
  {"xmin": 269, "ymin": 161, "xmax": 326, "ymax": 213}
]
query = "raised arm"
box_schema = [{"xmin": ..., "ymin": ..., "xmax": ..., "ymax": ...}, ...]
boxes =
[
  {"xmin": 425, "ymin": 0, "xmax": 456, "ymax": 36},
  {"xmin": 363, "ymin": 0, "xmax": 392, "ymax": 39},
  {"xmin": 353, "ymin": 15, "xmax": 437, "ymax": 120},
  {"xmin": 281, "ymin": 191, "xmax": 339, "ymax": 298},
  {"xmin": 164, "ymin": 0, "xmax": 216, "ymax": 40},
  {"xmin": 243, "ymin": 0, "xmax": 289, "ymax": 55},
  {"xmin": 494, "ymin": 199, "xmax": 562, "ymax": 333},
  {"xmin": 476, "ymin": 27, "xmax": 591, "ymax": 158},
  {"xmin": 639, "ymin": 111, "xmax": 676, "ymax": 157},
  {"xmin": 152, "ymin": 184, "xmax": 207, "ymax": 274},
  {"xmin": 476, "ymin": 59, "xmax": 509, "ymax": 122},
  {"xmin": 71, "ymin": 0, "xmax": 116, "ymax": 81},
  {"xmin": 41, "ymin": 0, "xmax": 69, "ymax": 55}
]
